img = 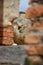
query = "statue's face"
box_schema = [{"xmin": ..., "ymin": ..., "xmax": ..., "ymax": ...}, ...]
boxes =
[{"xmin": 13, "ymin": 17, "xmax": 31, "ymax": 38}]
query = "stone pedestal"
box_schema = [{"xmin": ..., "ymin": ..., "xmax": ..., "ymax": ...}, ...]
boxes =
[{"xmin": 0, "ymin": 46, "xmax": 26, "ymax": 65}]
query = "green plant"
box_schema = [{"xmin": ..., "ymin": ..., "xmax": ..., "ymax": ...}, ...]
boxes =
[{"xmin": 29, "ymin": 59, "xmax": 34, "ymax": 65}]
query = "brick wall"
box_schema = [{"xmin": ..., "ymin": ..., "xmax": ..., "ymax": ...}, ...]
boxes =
[
  {"xmin": 0, "ymin": 25, "xmax": 14, "ymax": 45},
  {"xmin": 24, "ymin": 0, "xmax": 43, "ymax": 63}
]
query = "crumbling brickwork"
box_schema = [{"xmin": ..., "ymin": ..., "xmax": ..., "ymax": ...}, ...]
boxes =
[{"xmin": 24, "ymin": 0, "xmax": 43, "ymax": 63}]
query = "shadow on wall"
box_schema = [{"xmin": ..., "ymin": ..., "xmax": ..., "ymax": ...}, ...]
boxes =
[{"xmin": 0, "ymin": 0, "xmax": 3, "ymax": 45}]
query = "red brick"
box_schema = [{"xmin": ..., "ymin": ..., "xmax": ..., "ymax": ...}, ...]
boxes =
[
  {"xmin": 25, "ymin": 5, "xmax": 43, "ymax": 19},
  {"xmin": 0, "ymin": 25, "xmax": 14, "ymax": 37},
  {"xmin": 24, "ymin": 45, "xmax": 43, "ymax": 55},
  {"xmin": 0, "ymin": 31, "xmax": 14, "ymax": 38},
  {"xmin": 0, "ymin": 25, "xmax": 13, "ymax": 30},
  {"xmin": 24, "ymin": 35, "xmax": 40, "ymax": 44},
  {"xmin": 28, "ymin": 21, "xmax": 43, "ymax": 31},
  {"xmin": 0, "ymin": 37, "xmax": 14, "ymax": 45}
]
